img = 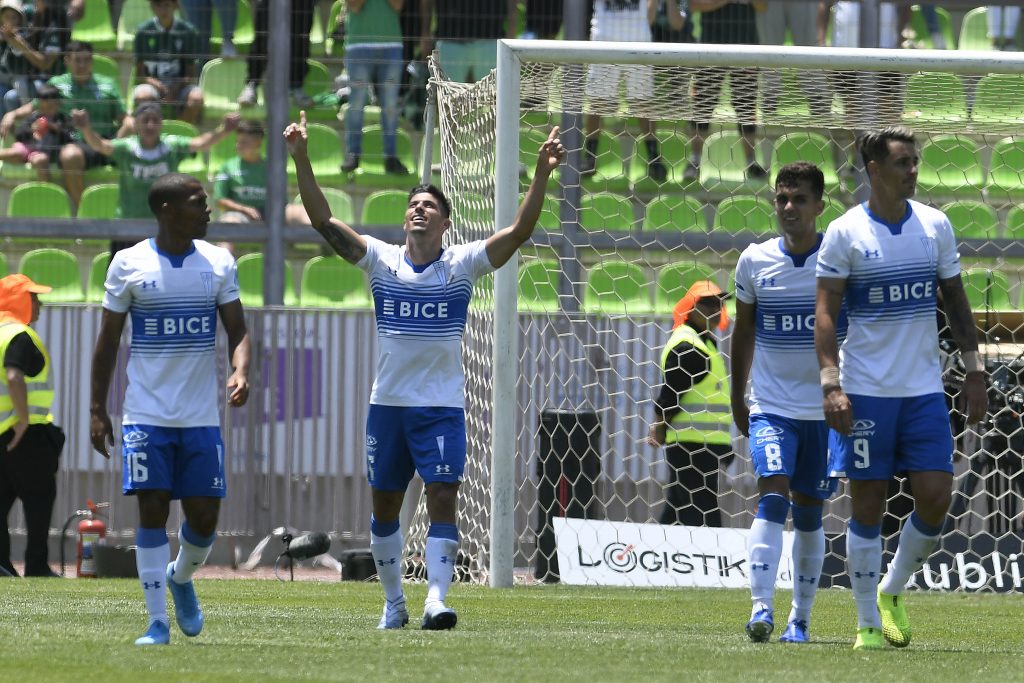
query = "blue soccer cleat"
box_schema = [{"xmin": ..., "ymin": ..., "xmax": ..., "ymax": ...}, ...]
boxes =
[
  {"xmin": 377, "ymin": 598, "xmax": 409, "ymax": 630},
  {"xmin": 745, "ymin": 606, "xmax": 774, "ymax": 643},
  {"xmin": 134, "ymin": 620, "xmax": 170, "ymax": 646},
  {"xmin": 421, "ymin": 602, "xmax": 458, "ymax": 631},
  {"xmin": 778, "ymin": 619, "xmax": 810, "ymax": 643},
  {"xmin": 166, "ymin": 562, "xmax": 204, "ymax": 637}
]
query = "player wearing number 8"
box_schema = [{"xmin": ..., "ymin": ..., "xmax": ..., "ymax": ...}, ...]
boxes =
[
  {"xmin": 814, "ymin": 127, "xmax": 988, "ymax": 650},
  {"xmin": 731, "ymin": 162, "xmax": 844, "ymax": 644}
]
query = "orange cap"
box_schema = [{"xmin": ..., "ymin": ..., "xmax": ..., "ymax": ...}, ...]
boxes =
[
  {"xmin": 672, "ymin": 279, "xmax": 730, "ymax": 330},
  {"xmin": 0, "ymin": 274, "xmax": 51, "ymax": 325}
]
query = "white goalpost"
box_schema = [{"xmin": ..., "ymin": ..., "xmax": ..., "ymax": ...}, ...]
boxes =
[{"xmin": 413, "ymin": 39, "xmax": 1024, "ymax": 592}]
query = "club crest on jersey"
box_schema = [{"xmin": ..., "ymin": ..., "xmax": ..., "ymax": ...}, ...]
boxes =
[{"xmin": 201, "ymin": 271, "xmax": 213, "ymax": 299}]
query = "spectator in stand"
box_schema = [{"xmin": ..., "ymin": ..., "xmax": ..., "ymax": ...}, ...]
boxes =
[
  {"xmin": 0, "ymin": 40, "xmax": 125, "ymax": 211},
  {"xmin": 22, "ymin": 0, "xmax": 70, "ymax": 94},
  {"xmin": 988, "ymin": 6, "xmax": 1019, "ymax": 50},
  {"xmin": 214, "ymin": 119, "xmax": 310, "ymax": 226},
  {"xmin": 684, "ymin": 0, "xmax": 766, "ymax": 182},
  {"xmin": 179, "ymin": 0, "xmax": 238, "ymax": 60},
  {"xmin": 0, "ymin": 84, "xmax": 72, "ymax": 182},
  {"xmin": 757, "ymin": 0, "xmax": 829, "ymax": 118},
  {"xmin": 134, "ymin": 0, "xmax": 204, "ymax": 124},
  {"xmin": 238, "ymin": 0, "xmax": 315, "ymax": 108},
  {"xmin": 72, "ymin": 103, "xmax": 239, "ymax": 254},
  {"xmin": 420, "ymin": 0, "xmax": 517, "ymax": 83},
  {"xmin": 341, "ymin": 0, "xmax": 409, "ymax": 176},
  {"xmin": 0, "ymin": 0, "xmax": 36, "ymax": 115},
  {"xmin": 522, "ymin": 0, "xmax": 563, "ymax": 40},
  {"xmin": 116, "ymin": 83, "xmax": 160, "ymax": 136}
]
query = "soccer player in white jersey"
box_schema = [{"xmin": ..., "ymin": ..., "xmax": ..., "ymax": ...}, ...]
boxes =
[
  {"xmin": 285, "ymin": 111, "xmax": 564, "ymax": 630},
  {"xmin": 732, "ymin": 162, "xmax": 844, "ymax": 644},
  {"xmin": 814, "ymin": 127, "xmax": 987, "ymax": 650},
  {"xmin": 89, "ymin": 173, "xmax": 251, "ymax": 646}
]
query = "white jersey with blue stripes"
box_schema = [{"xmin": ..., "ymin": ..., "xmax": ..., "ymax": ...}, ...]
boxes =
[
  {"xmin": 816, "ymin": 200, "xmax": 960, "ymax": 398},
  {"xmin": 735, "ymin": 234, "xmax": 847, "ymax": 420},
  {"xmin": 103, "ymin": 238, "xmax": 240, "ymax": 427},
  {"xmin": 359, "ymin": 236, "xmax": 494, "ymax": 408}
]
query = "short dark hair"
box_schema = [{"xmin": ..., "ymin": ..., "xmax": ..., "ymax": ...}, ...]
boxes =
[
  {"xmin": 64, "ymin": 40, "xmax": 93, "ymax": 54},
  {"xmin": 133, "ymin": 101, "xmax": 162, "ymax": 119},
  {"xmin": 407, "ymin": 183, "xmax": 451, "ymax": 218},
  {"xmin": 858, "ymin": 126, "xmax": 916, "ymax": 168},
  {"xmin": 36, "ymin": 84, "xmax": 60, "ymax": 100},
  {"xmin": 774, "ymin": 162, "xmax": 825, "ymax": 201},
  {"xmin": 237, "ymin": 119, "xmax": 264, "ymax": 137},
  {"xmin": 148, "ymin": 173, "xmax": 201, "ymax": 214}
]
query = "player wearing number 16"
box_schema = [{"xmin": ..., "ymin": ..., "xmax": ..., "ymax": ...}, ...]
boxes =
[
  {"xmin": 730, "ymin": 162, "xmax": 844, "ymax": 645},
  {"xmin": 814, "ymin": 127, "xmax": 987, "ymax": 651},
  {"xmin": 89, "ymin": 173, "xmax": 251, "ymax": 646}
]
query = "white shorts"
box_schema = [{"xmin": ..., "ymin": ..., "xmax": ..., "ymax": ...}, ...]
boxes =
[{"xmin": 585, "ymin": 63, "xmax": 654, "ymax": 102}]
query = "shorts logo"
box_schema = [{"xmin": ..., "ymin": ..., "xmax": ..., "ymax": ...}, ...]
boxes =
[
  {"xmin": 754, "ymin": 426, "xmax": 784, "ymax": 438},
  {"xmin": 366, "ymin": 435, "xmax": 377, "ymax": 447},
  {"xmin": 851, "ymin": 419, "xmax": 876, "ymax": 431},
  {"xmin": 123, "ymin": 430, "xmax": 149, "ymax": 447}
]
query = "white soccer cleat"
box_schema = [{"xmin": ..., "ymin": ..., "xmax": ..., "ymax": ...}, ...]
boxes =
[
  {"xmin": 377, "ymin": 598, "xmax": 409, "ymax": 630},
  {"xmin": 421, "ymin": 601, "xmax": 457, "ymax": 631}
]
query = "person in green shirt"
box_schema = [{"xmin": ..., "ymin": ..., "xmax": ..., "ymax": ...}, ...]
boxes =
[
  {"xmin": 134, "ymin": 0, "xmax": 204, "ymax": 124},
  {"xmin": 72, "ymin": 102, "xmax": 239, "ymax": 252},
  {"xmin": 214, "ymin": 119, "xmax": 309, "ymax": 226}
]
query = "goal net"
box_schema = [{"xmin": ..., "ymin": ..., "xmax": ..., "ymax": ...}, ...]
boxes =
[{"xmin": 414, "ymin": 41, "xmax": 1024, "ymax": 592}]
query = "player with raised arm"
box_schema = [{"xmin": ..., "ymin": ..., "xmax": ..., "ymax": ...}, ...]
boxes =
[
  {"xmin": 814, "ymin": 127, "xmax": 987, "ymax": 650},
  {"xmin": 89, "ymin": 173, "xmax": 251, "ymax": 646},
  {"xmin": 285, "ymin": 111, "xmax": 564, "ymax": 630},
  {"xmin": 731, "ymin": 162, "xmax": 845, "ymax": 644}
]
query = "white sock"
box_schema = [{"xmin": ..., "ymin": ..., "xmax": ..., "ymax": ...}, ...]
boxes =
[
  {"xmin": 748, "ymin": 517, "xmax": 784, "ymax": 612},
  {"xmin": 370, "ymin": 530, "xmax": 405, "ymax": 604},
  {"xmin": 847, "ymin": 523, "xmax": 882, "ymax": 629},
  {"xmin": 426, "ymin": 536, "xmax": 459, "ymax": 607},
  {"xmin": 790, "ymin": 527, "xmax": 826, "ymax": 624},
  {"xmin": 879, "ymin": 515, "xmax": 941, "ymax": 595},
  {"xmin": 136, "ymin": 544, "xmax": 170, "ymax": 625},
  {"xmin": 172, "ymin": 527, "xmax": 214, "ymax": 583}
]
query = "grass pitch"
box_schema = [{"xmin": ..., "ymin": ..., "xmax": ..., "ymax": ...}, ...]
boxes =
[{"xmin": 0, "ymin": 578, "xmax": 1020, "ymax": 682}]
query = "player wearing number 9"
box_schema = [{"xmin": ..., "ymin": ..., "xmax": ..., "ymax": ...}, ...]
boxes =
[
  {"xmin": 814, "ymin": 127, "xmax": 988, "ymax": 651},
  {"xmin": 730, "ymin": 162, "xmax": 843, "ymax": 645}
]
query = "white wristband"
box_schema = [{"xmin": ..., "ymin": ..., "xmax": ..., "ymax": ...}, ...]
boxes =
[
  {"xmin": 963, "ymin": 351, "xmax": 983, "ymax": 374},
  {"xmin": 820, "ymin": 367, "xmax": 841, "ymax": 390}
]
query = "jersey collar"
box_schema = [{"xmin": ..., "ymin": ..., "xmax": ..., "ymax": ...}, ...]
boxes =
[
  {"xmin": 777, "ymin": 233, "xmax": 823, "ymax": 268},
  {"xmin": 863, "ymin": 201, "xmax": 912, "ymax": 236}
]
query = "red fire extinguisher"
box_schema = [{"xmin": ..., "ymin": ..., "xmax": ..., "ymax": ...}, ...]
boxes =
[{"xmin": 77, "ymin": 500, "xmax": 107, "ymax": 578}]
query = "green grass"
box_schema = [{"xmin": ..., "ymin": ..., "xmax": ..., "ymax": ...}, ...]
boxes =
[{"xmin": 0, "ymin": 580, "xmax": 1020, "ymax": 682}]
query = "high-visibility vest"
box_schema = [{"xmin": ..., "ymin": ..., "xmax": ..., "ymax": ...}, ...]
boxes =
[
  {"xmin": 0, "ymin": 322, "xmax": 54, "ymax": 434},
  {"xmin": 659, "ymin": 324, "xmax": 731, "ymax": 446}
]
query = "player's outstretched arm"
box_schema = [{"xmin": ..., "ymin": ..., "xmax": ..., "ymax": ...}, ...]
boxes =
[
  {"xmin": 938, "ymin": 274, "xmax": 988, "ymax": 424},
  {"xmin": 485, "ymin": 127, "xmax": 565, "ymax": 269},
  {"xmin": 730, "ymin": 299, "xmax": 756, "ymax": 437},
  {"xmin": 815, "ymin": 276, "xmax": 853, "ymax": 435},
  {"xmin": 90, "ymin": 308, "xmax": 127, "ymax": 458},
  {"xmin": 284, "ymin": 111, "xmax": 366, "ymax": 263},
  {"xmin": 218, "ymin": 299, "xmax": 251, "ymax": 407}
]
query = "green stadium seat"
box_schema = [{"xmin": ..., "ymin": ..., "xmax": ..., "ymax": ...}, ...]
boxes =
[
  {"xmin": 160, "ymin": 120, "xmax": 206, "ymax": 176},
  {"xmin": 18, "ymin": 248, "xmax": 84, "ymax": 302},
  {"xmin": 972, "ymin": 74, "xmax": 1024, "ymax": 125},
  {"xmin": 299, "ymin": 255, "xmax": 371, "ymax": 308},
  {"xmin": 699, "ymin": 131, "xmax": 769, "ymax": 191},
  {"xmin": 583, "ymin": 261, "xmax": 652, "ymax": 315},
  {"xmin": 942, "ymin": 200, "xmax": 998, "ymax": 239},
  {"xmin": 770, "ymin": 132, "xmax": 841, "ymax": 190},
  {"xmin": 360, "ymin": 189, "xmax": 407, "ymax": 226},
  {"xmin": 961, "ymin": 268, "xmax": 1014, "ymax": 310},
  {"xmin": 518, "ymin": 258, "xmax": 561, "ymax": 312},
  {"xmin": 1005, "ymin": 205, "xmax": 1024, "ymax": 239},
  {"xmin": 291, "ymin": 59, "xmax": 337, "ymax": 122},
  {"xmin": 712, "ymin": 196, "xmax": 775, "ymax": 235},
  {"xmin": 909, "ymin": 5, "xmax": 955, "ymax": 49},
  {"xmin": 211, "ymin": 0, "xmax": 254, "ymax": 54},
  {"xmin": 818, "ymin": 200, "xmax": 846, "ymax": 231},
  {"xmin": 236, "ymin": 253, "xmax": 298, "ymax": 307},
  {"xmin": 8, "ymin": 182, "xmax": 72, "ymax": 218},
  {"xmin": 349, "ymin": 125, "xmax": 415, "ymax": 187},
  {"xmin": 117, "ymin": 0, "xmax": 160, "ymax": 51},
  {"xmin": 580, "ymin": 192, "xmax": 635, "ymax": 232},
  {"xmin": 917, "ymin": 136, "xmax": 983, "ymax": 196},
  {"xmin": 958, "ymin": 7, "xmax": 993, "ymax": 51},
  {"xmin": 199, "ymin": 58, "xmax": 252, "ymax": 119},
  {"xmin": 286, "ymin": 122, "xmax": 343, "ymax": 184},
  {"xmin": 985, "ymin": 138, "xmax": 1024, "ymax": 202},
  {"xmin": 73, "ymin": 0, "xmax": 118, "ymax": 51},
  {"xmin": 655, "ymin": 262, "xmax": 717, "ymax": 313},
  {"xmin": 325, "ymin": 0, "xmax": 344, "ymax": 56},
  {"xmin": 629, "ymin": 130, "xmax": 690, "ymax": 192},
  {"xmin": 91, "ymin": 54, "xmax": 122, "ymax": 86},
  {"xmin": 87, "ymin": 252, "xmax": 110, "ymax": 302},
  {"xmin": 78, "ymin": 184, "xmax": 119, "ymax": 219},
  {"xmin": 902, "ymin": 72, "xmax": 968, "ymax": 126},
  {"xmin": 578, "ymin": 129, "xmax": 629, "ymax": 194},
  {"xmin": 643, "ymin": 195, "xmax": 707, "ymax": 233},
  {"xmin": 296, "ymin": 188, "xmax": 354, "ymax": 226}
]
